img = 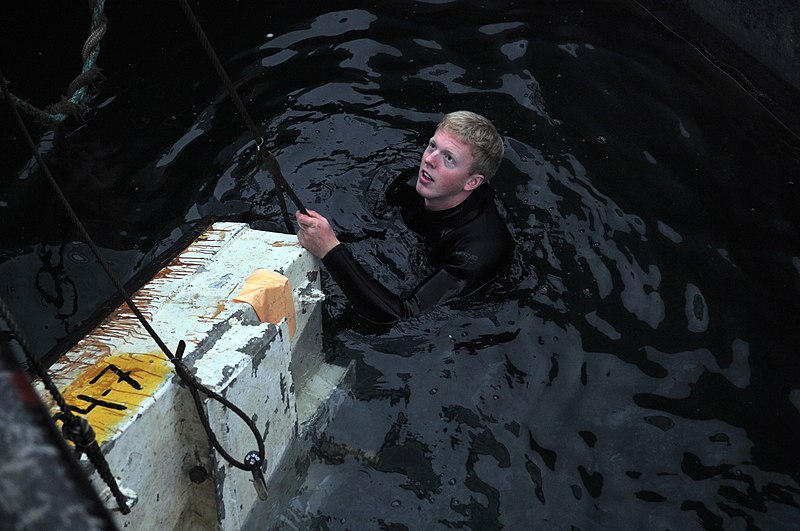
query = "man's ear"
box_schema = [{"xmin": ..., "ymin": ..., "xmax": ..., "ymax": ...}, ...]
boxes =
[{"xmin": 464, "ymin": 174, "xmax": 485, "ymax": 191}]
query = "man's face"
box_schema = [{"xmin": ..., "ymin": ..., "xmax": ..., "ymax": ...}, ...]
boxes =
[{"xmin": 416, "ymin": 128, "xmax": 484, "ymax": 211}]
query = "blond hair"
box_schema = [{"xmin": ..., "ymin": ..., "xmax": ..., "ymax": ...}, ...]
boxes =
[{"xmin": 437, "ymin": 111, "xmax": 504, "ymax": 181}]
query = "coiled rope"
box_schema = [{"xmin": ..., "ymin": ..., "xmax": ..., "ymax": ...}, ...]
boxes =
[{"xmin": 0, "ymin": 0, "xmax": 107, "ymax": 124}]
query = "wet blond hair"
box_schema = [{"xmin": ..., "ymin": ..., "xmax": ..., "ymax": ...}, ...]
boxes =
[{"xmin": 437, "ymin": 110, "xmax": 504, "ymax": 181}]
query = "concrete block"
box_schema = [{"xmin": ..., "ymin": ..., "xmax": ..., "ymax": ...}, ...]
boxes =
[{"xmin": 36, "ymin": 222, "xmax": 330, "ymax": 530}]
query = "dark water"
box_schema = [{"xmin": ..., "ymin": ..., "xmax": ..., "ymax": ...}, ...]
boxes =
[{"xmin": 3, "ymin": 1, "xmax": 799, "ymax": 529}]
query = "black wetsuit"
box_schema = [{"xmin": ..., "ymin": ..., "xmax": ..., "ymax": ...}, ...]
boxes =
[{"xmin": 322, "ymin": 171, "xmax": 514, "ymax": 324}]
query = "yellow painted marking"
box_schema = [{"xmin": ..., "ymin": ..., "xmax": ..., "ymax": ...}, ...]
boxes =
[{"xmin": 59, "ymin": 352, "xmax": 172, "ymax": 444}]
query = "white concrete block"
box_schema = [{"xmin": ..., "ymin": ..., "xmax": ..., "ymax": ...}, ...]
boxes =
[{"xmin": 37, "ymin": 223, "xmax": 328, "ymax": 531}]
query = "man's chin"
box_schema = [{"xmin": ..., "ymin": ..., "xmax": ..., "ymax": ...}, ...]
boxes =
[{"xmin": 415, "ymin": 180, "xmax": 431, "ymax": 197}]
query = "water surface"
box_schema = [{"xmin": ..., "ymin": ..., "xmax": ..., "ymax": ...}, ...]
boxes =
[{"xmin": 2, "ymin": 1, "xmax": 799, "ymax": 529}]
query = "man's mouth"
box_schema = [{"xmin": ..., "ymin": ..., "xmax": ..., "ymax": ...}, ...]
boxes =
[{"xmin": 420, "ymin": 170, "xmax": 435, "ymax": 184}]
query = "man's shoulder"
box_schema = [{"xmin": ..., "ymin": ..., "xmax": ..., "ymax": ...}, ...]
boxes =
[
  {"xmin": 470, "ymin": 185, "xmax": 513, "ymax": 235},
  {"xmin": 445, "ymin": 189, "xmax": 514, "ymax": 266}
]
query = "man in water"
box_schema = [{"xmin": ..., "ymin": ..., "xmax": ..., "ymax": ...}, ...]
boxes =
[{"xmin": 295, "ymin": 110, "xmax": 514, "ymax": 324}]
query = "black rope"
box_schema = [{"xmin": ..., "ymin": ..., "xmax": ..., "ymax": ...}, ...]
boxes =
[
  {"xmin": 0, "ymin": 296, "xmax": 132, "ymax": 514},
  {"xmin": 2, "ymin": 66, "xmax": 268, "ymax": 497},
  {"xmin": 176, "ymin": 0, "xmax": 308, "ymax": 232}
]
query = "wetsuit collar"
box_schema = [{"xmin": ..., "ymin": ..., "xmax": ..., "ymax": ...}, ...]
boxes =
[{"xmin": 420, "ymin": 183, "xmax": 492, "ymax": 229}]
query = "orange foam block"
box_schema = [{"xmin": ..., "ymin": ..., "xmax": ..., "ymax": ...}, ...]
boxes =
[{"xmin": 232, "ymin": 269, "xmax": 296, "ymax": 338}]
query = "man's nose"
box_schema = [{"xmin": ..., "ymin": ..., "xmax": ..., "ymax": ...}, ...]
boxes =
[{"xmin": 423, "ymin": 150, "xmax": 436, "ymax": 166}]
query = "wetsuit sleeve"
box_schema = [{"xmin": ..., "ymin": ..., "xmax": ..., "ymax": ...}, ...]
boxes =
[{"xmin": 321, "ymin": 243, "xmax": 468, "ymax": 325}]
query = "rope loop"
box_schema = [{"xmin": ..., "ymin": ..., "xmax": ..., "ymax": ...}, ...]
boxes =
[
  {"xmin": 171, "ymin": 357, "xmax": 197, "ymax": 385},
  {"xmin": 173, "ymin": 356, "xmax": 267, "ymax": 472},
  {"xmin": 168, "ymin": 339, "xmax": 267, "ymax": 483},
  {"xmin": 1, "ymin": 0, "xmax": 107, "ymax": 124}
]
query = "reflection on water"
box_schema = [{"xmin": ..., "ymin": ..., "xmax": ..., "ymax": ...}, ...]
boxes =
[{"xmin": 3, "ymin": 0, "xmax": 799, "ymax": 528}]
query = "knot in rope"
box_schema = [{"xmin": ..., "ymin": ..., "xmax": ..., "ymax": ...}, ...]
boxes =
[
  {"xmin": 56, "ymin": 412, "xmax": 97, "ymax": 449},
  {"xmin": 169, "ymin": 340, "xmax": 198, "ymax": 385},
  {"xmin": 171, "ymin": 358, "xmax": 198, "ymax": 385}
]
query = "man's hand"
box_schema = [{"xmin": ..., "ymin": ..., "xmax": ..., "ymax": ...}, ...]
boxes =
[{"xmin": 295, "ymin": 209, "xmax": 340, "ymax": 258}]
